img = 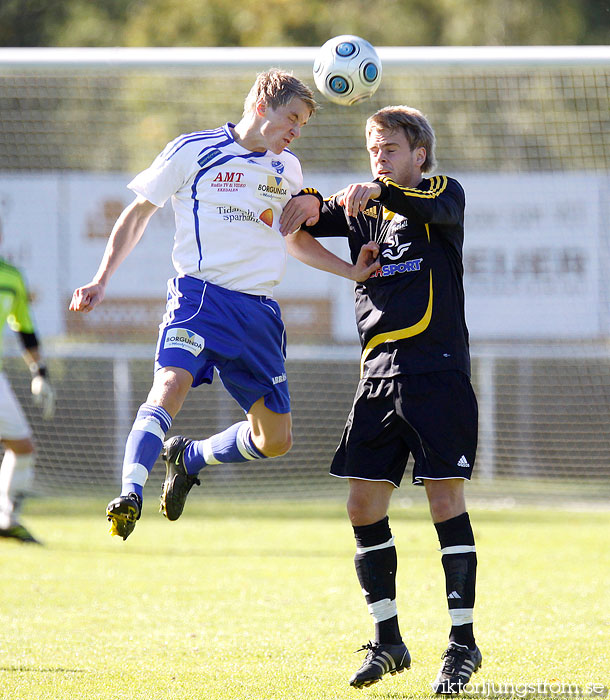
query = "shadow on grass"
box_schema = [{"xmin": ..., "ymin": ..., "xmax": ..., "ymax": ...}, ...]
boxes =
[
  {"xmin": 26, "ymin": 496, "xmax": 429, "ymax": 522},
  {"xmin": 40, "ymin": 534, "xmax": 435, "ymax": 560},
  {"xmin": 0, "ymin": 666, "xmax": 88, "ymax": 674},
  {"xmin": 26, "ymin": 496, "xmax": 610, "ymax": 526}
]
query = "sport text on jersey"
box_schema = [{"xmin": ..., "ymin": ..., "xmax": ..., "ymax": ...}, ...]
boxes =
[
  {"xmin": 371, "ymin": 258, "xmax": 424, "ymax": 278},
  {"xmin": 371, "ymin": 231, "xmax": 422, "ymax": 278}
]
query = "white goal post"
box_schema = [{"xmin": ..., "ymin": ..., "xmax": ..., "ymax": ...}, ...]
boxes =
[
  {"xmin": 1, "ymin": 44, "xmax": 608, "ymax": 67},
  {"xmin": 0, "ymin": 46, "xmax": 609, "ymax": 505}
]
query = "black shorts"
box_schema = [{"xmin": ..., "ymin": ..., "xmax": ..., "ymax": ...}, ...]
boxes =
[{"xmin": 330, "ymin": 371, "xmax": 478, "ymax": 487}]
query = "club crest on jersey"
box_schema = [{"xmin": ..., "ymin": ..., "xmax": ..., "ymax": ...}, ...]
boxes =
[
  {"xmin": 257, "ymin": 176, "xmax": 288, "ymax": 202},
  {"xmin": 384, "ymin": 242, "xmax": 412, "ymax": 261},
  {"xmin": 380, "ymin": 233, "xmax": 412, "ymax": 262},
  {"xmin": 271, "ymin": 160, "xmax": 285, "ymax": 174},
  {"xmin": 164, "ymin": 328, "xmax": 205, "ymax": 356}
]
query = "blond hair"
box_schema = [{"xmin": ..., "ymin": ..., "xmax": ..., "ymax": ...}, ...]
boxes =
[
  {"xmin": 243, "ymin": 69, "xmax": 318, "ymax": 117},
  {"xmin": 366, "ymin": 106, "xmax": 437, "ymax": 173}
]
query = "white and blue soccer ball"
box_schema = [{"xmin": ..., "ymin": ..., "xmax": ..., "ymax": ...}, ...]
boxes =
[{"xmin": 313, "ymin": 35, "xmax": 382, "ymax": 106}]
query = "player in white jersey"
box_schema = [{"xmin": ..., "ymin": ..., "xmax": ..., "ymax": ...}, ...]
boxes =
[
  {"xmin": 128, "ymin": 122, "xmax": 305, "ymax": 296},
  {"xmin": 70, "ymin": 69, "xmax": 380, "ymax": 541}
]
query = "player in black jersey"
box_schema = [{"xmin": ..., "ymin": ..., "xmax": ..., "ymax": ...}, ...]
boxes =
[{"xmin": 280, "ymin": 106, "xmax": 481, "ymax": 693}]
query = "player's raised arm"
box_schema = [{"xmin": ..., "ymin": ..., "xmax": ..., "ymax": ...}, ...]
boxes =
[
  {"xmin": 374, "ymin": 175, "xmax": 464, "ymax": 226},
  {"xmin": 69, "ymin": 195, "xmax": 158, "ymax": 313}
]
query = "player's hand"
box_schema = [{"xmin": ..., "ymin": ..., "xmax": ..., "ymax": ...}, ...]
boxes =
[
  {"xmin": 336, "ymin": 182, "xmax": 382, "ymax": 218},
  {"xmin": 352, "ymin": 241, "xmax": 381, "ymax": 282},
  {"xmin": 31, "ymin": 376, "xmax": 55, "ymax": 420},
  {"xmin": 69, "ymin": 282, "xmax": 105, "ymax": 313},
  {"xmin": 279, "ymin": 195, "xmax": 321, "ymax": 235}
]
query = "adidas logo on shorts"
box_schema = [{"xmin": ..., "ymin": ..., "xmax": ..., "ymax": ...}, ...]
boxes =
[{"xmin": 457, "ymin": 455, "xmax": 470, "ymax": 468}]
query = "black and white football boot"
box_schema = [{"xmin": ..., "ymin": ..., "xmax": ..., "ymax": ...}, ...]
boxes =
[
  {"xmin": 432, "ymin": 642, "xmax": 482, "ymax": 694},
  {"xmin": 349, "ymin": 640, "xmax": 411, "ymax": 688}
]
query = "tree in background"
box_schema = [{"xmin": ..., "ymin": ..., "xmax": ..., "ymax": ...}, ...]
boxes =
[{"xmin": 1, "ymin": 0, "xmax": 609, "ymax": 47}]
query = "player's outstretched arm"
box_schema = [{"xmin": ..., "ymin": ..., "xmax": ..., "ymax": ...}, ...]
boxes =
[
  {"xmin": 286, "ymin": 229, "xmax": 380, "ymax": 282},
  {"xmin": 69, "ymin": 196, "xmax": 158, "ymax": 313}
]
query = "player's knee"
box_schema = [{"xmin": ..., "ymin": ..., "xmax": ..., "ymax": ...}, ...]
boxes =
[
  {"xmin": 257, "ymin": 430, "xmax": 292, "ymax": 457},
  {"xmin": 147, "ymin": 367, "xmax": 192, "ymax": 417},
  {"xmin": 265, "ymin": 432, "xmax": 293, "ymax": 457},
  {"xmin": 346, "ymin": 492, "xmax": 376, "ymax": 526},
  {"xmin": 428, "ymin": 492, "xmax": 464, "ymax": 522}
]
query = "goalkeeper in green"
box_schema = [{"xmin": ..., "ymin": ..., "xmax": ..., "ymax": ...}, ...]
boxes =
[{"xmin": 0, "ymin": 258, "xmax": 54, "ymax": 543}]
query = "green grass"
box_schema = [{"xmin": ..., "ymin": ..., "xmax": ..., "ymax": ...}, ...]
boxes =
[{"xmin": 0, "ymin": 498, "xmax": 608, "ymax": 700}]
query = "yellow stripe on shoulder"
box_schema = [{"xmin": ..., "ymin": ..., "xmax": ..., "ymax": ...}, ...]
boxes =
[{"xmin": 380, "ymin": 175, "xmax": 448, "ymax": 199}]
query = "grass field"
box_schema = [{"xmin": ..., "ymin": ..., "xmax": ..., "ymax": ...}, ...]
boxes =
[{"xmin": 0, "ymin": 497, "xmax": 608, "ymax": 700}]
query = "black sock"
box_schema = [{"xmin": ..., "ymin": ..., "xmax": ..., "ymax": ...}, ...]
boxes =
[
  {"xmin": 353, "ymin": 516, "xmax": 402, "ymax": 645},
  {"xmin": 434, "ymin": 512, "xmax": 477, "ymax": 649}
]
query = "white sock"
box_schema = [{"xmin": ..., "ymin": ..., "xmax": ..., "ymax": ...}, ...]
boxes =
[{"xmin": 0, "ymin": 451, "xmax": 35, "ymax": 529}]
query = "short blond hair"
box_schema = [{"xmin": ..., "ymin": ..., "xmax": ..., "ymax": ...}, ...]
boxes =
[
  {"xmin": 366, "ymin": 106, "xmax": 437, "ymax": 173},
  {"xmin": 243, "ymin": 69, "xmax": 318, "ymax": 116}
]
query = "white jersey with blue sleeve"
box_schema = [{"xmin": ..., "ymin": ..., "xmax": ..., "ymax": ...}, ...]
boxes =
[{"xmin": 128, "ymin": 123, "xmax": 303, "ymax": 297}]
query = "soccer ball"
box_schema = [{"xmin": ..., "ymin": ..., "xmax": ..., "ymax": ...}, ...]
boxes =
[{"xmin": 313, "ymin": 35, "xmax": 382, "ymax": 106}]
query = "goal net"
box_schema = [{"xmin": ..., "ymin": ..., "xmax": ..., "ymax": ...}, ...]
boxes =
[{"xmin": 0, "ymin": 46, "xmax": 608, "ymax": 505}]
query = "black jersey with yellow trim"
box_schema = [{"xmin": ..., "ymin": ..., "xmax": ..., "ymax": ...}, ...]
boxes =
[{"xmin": 302, "ymin": 175, "xmax": 471, "ymax": 379}]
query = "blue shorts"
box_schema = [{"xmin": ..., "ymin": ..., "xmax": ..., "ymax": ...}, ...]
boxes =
[{"xmin": 155, "ymin": 276, "xmax": 290, "ymax": 414}]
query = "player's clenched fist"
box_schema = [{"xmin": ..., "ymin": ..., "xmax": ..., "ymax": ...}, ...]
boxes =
[
  {"xmin": 279, "ymin": 194, "xmax": 321, "ymax": 235},
  {"xmin": 69, "ymin": 282, "xmax": 105, "ymax": 313},
  {"xmin": 336, "ymin": 182, "xmax": 382, "ymax": 218},
  {"xmin": 353, "ymin": 241, "xmax": 381, "ymax": 282}
]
